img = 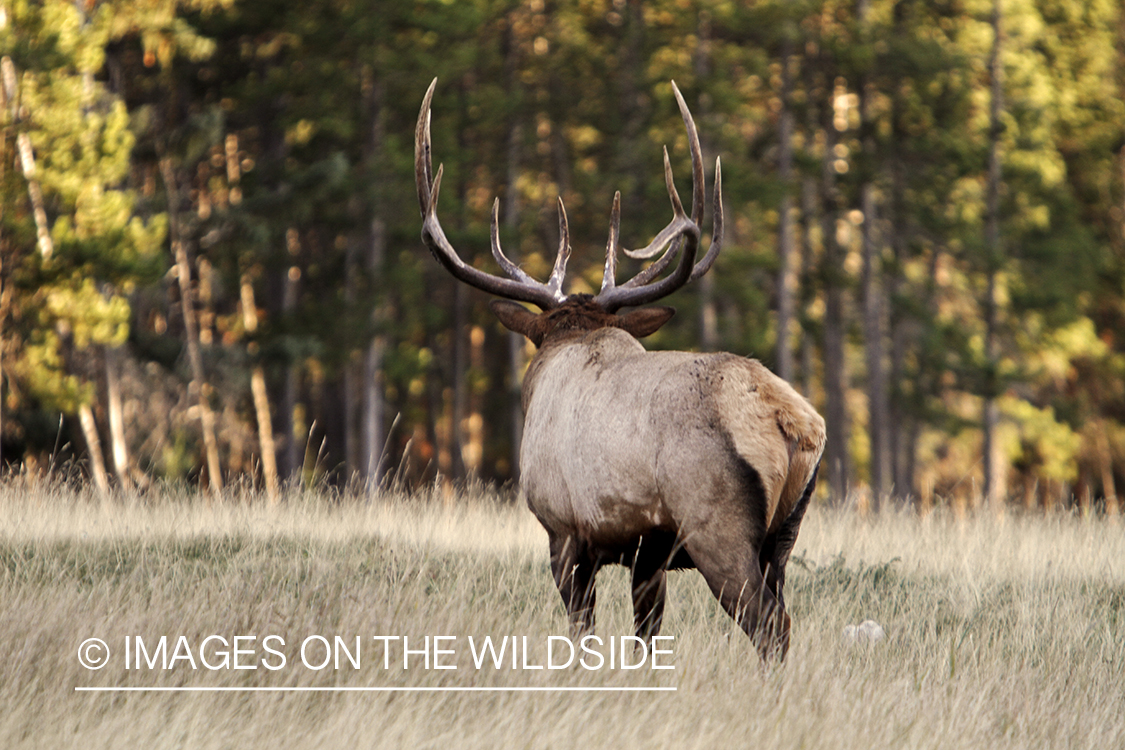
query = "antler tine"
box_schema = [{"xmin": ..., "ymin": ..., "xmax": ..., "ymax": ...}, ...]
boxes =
[
  {"xmin": 601, "ymin": 191, "xmax": 621, "ymax": 292},
  {"xmin": 546, "ymin": 196, "xmax": 571, "ymax": 299},
  {"xmin": 618, "ymin": 151, "xmax": 683, "ymax": 287},
  {"xmin": 672, "ymin": 79, "xmax": 705, "ymax": 226},
  {"xmin": 689, "ymin": 156, "xmax": 723, "ymax": 282},
  {"xmin": 618, "ymin": 80, "xmax": 708, "ymax": 287},
  {"xmin": 594, "ymin": 80, "xmax": 720, "ymax": 312},
  {"xmin": 415, "ymin": 78, "xmax": 438, "ymax": 217},
  {"xmin": 625, "ymin": 154, "xmax": 722, "ymax": 289},
  {"xmin": 596, "ymin": 211, "xmax": 699, "ymax": 312},
  {"xmin": 415, "ymin": 79, "xmax": 560, "ymax": 310},
  {"xmin": 490, "ymin": 198, "xmax": 537, "ymax": 284},
  {"xmin": 621, "ymin": 147, "xmax": 686, "ymax": 261}
]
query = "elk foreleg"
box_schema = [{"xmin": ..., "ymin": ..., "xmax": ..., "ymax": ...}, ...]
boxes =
[
  {"xmin": 630, "ymin": 537, "xmax": 670, "ymax": 642},
  {"xmin": 549, "ymin": 533, "xmax": 596, "ymax": 637}
]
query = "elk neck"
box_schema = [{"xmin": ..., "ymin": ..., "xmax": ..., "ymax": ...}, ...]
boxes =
[{"xmin": 517, "ymin": 296, "xmax": 645, "ymax": 414}]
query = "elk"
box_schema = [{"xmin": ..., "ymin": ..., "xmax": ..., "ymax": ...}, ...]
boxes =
[{"xmin": 415, "ymin": 79, "xmax": 825, "ymax": 660}]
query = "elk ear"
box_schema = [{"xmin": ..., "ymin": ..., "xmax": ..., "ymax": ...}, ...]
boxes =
[
  {"xmin": 490, "ymin": 299, "xmax": 545, "ymax": 345},
  {"xmin": 616, "ymin": 306, "xmax": 675, "ymax": 338}
]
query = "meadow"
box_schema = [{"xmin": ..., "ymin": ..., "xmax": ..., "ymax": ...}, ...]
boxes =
[{"xmin": 0, "ymin": 481, "xmax": 1122, "ymax": 749}]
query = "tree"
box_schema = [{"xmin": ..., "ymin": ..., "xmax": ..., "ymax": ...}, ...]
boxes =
[{"xmin": 0, "ymin": 0, "xmax": 166, "ymax": 486}]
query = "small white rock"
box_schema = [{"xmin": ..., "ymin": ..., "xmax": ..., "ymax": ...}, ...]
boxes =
[
  {"xmin": 857, "ymin": 619, "xmax": 885, "ymax": 643},
  {"xmin": 842, "ymin": 619, "xmax": 885, "ymax": 646}
]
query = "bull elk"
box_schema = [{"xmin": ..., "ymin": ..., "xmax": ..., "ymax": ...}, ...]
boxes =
[{"xmin": 415, "ymin": 79, "xmax": 825, "ymax": 660}]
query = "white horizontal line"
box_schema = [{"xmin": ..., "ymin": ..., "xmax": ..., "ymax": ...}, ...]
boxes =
[{"xmin": 75, "ymin": 686, "xmax": 676, "ymax": 693}]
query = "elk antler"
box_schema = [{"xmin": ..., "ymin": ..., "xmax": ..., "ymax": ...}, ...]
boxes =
[
  {"xmin": 416, "ymin": 78, "xmax": 566, "ymax": 310},
  {"xmin": 593, "ymin": 81, "xmax": 723, "ymax": 312},
  {"xmin": 416, "ymin": 79, "xmax": 722, "ymax": 313}
]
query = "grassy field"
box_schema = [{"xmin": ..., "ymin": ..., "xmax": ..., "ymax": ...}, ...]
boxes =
[{"xmin": 1, "ymin": 482, "xmax": 1123, "ymax": 749}]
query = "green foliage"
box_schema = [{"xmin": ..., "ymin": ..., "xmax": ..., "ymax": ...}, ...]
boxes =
[
  {"xmin": 1, "ymin": 0, "xmax": 168, "ymax": 428},
  {"xmin": 0, "ymin": 0, "xmax": 1121, "ymax": 500}
]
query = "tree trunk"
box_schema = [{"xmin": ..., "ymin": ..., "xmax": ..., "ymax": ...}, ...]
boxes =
[
  {"xmin": 888, "ymin": 171, "xmax": 913, "ymax": 501},
  {"xmin": 1111, "ymin": 145, "xmax": 1125, "ymax": 517},
  {"xmin": 363, "ymin": 217, "xmax": 387, "ymax": 484},
  {"xmin": 240, "ymin": 275, "xmax": 279, "ymax": 502},
  {"xmin": 282, "ymin": 230, "xmax": 301, "ymax": 482},
  {"xmin": 1098, "ymin": 422, "xmax": 1118, "ymax": 517},
  {"xmin": 464, "ymin": 325, "xmax": 485, "ymax": 478},
  {"xmin": 344, "ymin": 239, "xmax": 359, "ymax": 482},
  {"xmin": 886, "ymin": 22, "xmax": 913, "ymax": 504},
  {"xmin": 451, "ymin": 280, "xmax": 468, "ymax": 480},
  {"xmin": 2, "ymin": 57, "xmax": 53, "ymax": 260},
  {"xmin": 361, "ymin": 68, "xmax": 388, "ymax": 486},
  {"xmin": 9, "ymin": 51, "xmax": 105, "ymax": 489},
  {"xmin": 502, "ymin": 54, "xmax": 525, "ymax": 479},
  {"xmin": 857, "ymin": 2, "xmax": 888, "ymax": 509},
  {"xmin": 905, "ymin": 418, "xmax": 920, "ymax": 510},
  {"xmin": 448, "ymin": 79, "xmax": 473, "ymax": 482},
  {"xmin": 616, "ymin": 0, "xmax": 648, "ymax": 217},
  {"xmin": 104, "ymin": 346, "xmax": 131, "ymax": 490},
  {"xmin": 982, "ymin": 0, "xmax": 1005, "ymax": 509},
  {"xmin": 775, "ymin": 33, "xmax": 796, "ymax": 382},
  {"xmin": 160, "ymin": 157, "xmax": 223, "ymax": 498},
  {"xmin": 822, "ymin": 95, "xmax": 850, "ymax": 506},
  {"xmin": 859, "ymin": 167, "xmax": 886, "ymax": 508},
  {"xmin": 799, "ymin": 177, "xmax": 817, "ymax": 399},
  {"xmin": 0, "ymin": 256, "xmax": 6, "ymax": 470},
  {"xmin": 78, "ymin": 404, "xmax": 109, "ymax": 495}
]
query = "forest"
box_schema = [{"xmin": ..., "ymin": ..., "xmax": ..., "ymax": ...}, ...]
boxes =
[{"xmin": 0, "ymin": 0, "xmax": 1122, "ymax": 512}]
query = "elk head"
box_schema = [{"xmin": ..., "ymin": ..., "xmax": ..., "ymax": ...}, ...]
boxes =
[{"xmin": 414, "ymin": 78, "xmax": 723, "ymax": 345}]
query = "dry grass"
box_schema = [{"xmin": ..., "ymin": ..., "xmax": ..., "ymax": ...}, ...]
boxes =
[{"xmin": 1, "ymin": 482, "xmax": 1123, "ymax": 749}]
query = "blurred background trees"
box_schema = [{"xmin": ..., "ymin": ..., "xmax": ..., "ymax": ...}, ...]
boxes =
[{"xmin": 0, "ymin": 0, "xmax": 1122, "ymax": 513}]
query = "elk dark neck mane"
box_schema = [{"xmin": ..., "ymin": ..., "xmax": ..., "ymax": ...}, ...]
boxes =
[{"xmin": 525, "ymin": 296, "xmax": 619, "ymax": 346}]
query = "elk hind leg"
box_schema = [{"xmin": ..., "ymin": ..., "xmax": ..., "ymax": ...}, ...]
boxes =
[
  {"xmin": 684, "ymin": 531, "xmax": 790, "ymax": 661},
  {"xmin": 760, "ymin": 463, "xmax": 819, "ymax": 609}
]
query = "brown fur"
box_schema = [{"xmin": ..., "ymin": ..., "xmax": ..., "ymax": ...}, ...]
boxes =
[
  {"xmin": 491, "ymin": 297, "xmax": 674, "ymax": 347},
  {"xmin": 496, "ymin": 298, "xmax": 826, "ymax": 661}
]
